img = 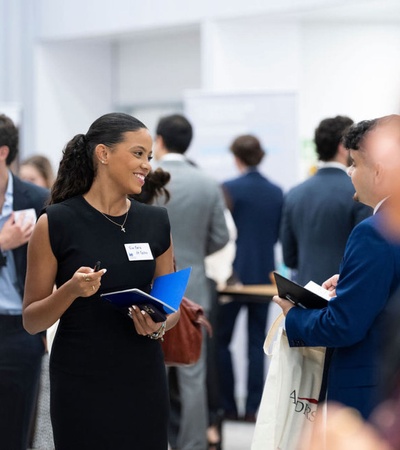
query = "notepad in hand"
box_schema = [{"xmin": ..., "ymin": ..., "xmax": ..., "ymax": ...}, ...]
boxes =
[
  {"xmin": 100, "ymin": 267, "xmax": 192, "ymax": 322},
  {"xmin": 273, "ymin": 272, "xmax": 329, "ymax": 309}
]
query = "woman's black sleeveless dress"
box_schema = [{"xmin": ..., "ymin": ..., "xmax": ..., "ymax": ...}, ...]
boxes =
[{"xmin": 46, "ymin": 196, "xmax": 171, "ymax": 450}]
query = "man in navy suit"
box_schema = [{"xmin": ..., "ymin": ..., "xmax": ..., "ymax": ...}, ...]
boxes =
[
  {"xmin": 280, "ymin": 116, "xmax": 372, "ymax": 286},
  {"xmin": 0, "ymin": 114, "xmax": 49, "ymax": 449},
  {"xmin": 218, "ymin": 134, "xmax": 283, "ymax": 422},
  {"xmin": 274, "ymin": 114, "xmax": 400, "ymax": 419}
]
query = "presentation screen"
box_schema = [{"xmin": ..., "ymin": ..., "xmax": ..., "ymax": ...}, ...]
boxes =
[{"xmin": 184, "ymin": 90, "xmax": 299, "ymax": 192}]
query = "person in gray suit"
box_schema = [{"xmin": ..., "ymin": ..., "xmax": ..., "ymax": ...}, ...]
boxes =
[
  {"xmin": 154, "ymin": 114, "xmax": 230, "ymax": 450},
  {"xmin": 280, "ymin": 115, "xmax": 372, "ymax": 286}
]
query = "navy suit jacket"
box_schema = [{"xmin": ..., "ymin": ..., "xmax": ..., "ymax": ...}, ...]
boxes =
[
  {"xmin": 280, "ymin": 167, "xmax": 372, "ymax": 285},
  {"xmin": 223, "ymin": 169, "xmax": 283, "ymax": 284},
  {"xmin": 11, "ymin": 175, "xmax": 49, "ymax": 297},
  {"xmin": 285, "ymin": 211, "xmax": 400, "ymax": 418}
]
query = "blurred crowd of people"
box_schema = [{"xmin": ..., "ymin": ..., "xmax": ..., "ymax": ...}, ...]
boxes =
[{"xmin": 2, "ymin": 109, "xmax": 400, "ymax": 450}]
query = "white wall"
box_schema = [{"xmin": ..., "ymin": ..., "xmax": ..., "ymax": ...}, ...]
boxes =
[
  {"xmin": 36, "ymin": 0, "xmax": 349, "ymax": 40},
  {"xmin": 27, "ymin": 18, "xmax": 400, "ymax": 186},
  {"xmin": 33, "ymin": 41, "xmax": 114, "ymax": 169},
  {"xmin": 0, "ymin": 0, "xmax": 38, "ymax": 157},
  {"xmin": 0, "ymin": 0, "xmax": 396, "ymax": 174},
  {"xmin": 300, "ymin": 23, "xmax": 400, "ymax": 139},
  {"xmin": 206, "ymin": 18, "xmax": 301, "ymax": 91},
  {"xmin": 117, "ymin": 30, "xmax": 201, "ymax": 106},
  {"xmin": 113, "ymin": 19, "xmax": 400, "ymax": 185}
]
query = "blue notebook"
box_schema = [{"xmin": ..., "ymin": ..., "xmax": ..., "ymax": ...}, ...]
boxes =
[{"xmin": 100, "ymin": 267, "xmax": 192, "ymax": 322}]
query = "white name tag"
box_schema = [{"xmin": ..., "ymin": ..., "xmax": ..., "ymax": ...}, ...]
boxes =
[{"xmin": 124, "ymin": 243, "xmax": 154, "ymax": 261}]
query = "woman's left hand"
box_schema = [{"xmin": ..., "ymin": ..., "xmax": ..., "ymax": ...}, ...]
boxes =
[{"xmin": 128, "ymin": 305, "xmax": 165, "ymax": 336}]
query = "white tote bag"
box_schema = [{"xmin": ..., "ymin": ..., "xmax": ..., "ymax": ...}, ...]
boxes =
[{"xmin": 251, "ymin": 314, "xmax": 326, "ymax": 450}]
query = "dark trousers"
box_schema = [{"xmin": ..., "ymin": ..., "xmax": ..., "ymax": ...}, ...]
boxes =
[
  {"xmin": 217, "ymin": 299, "xmax": 269, "ymax": 416},
  {"xmin": 0, "ymin": 315, "xmax": 44, "ymax": 450},
  {"xmin": 206, "ymin": 279, "xmax": 224, "ymax": 427}
]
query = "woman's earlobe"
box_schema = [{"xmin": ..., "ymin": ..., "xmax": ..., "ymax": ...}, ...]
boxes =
[{"xmin": 94, "ymin": 144, "xmax": 108, "ymax": 165}]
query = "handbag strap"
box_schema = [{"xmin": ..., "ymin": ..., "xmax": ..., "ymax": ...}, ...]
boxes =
[
  {"xmin": 180, "ymin": 296, "xmax": 213, "ymax": 337},
  {"xmin": 264, "ymin": 313, "xmax": 285, "ymax": 356}
]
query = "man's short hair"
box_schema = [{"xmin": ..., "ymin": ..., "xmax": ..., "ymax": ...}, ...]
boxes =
[
  {"xmin": 0, "ymin": 114, "xmax": 18, "ymax": 165},
  {"xmin": 342, "ymin": 119, "xmax": 378, "ymax": 151},
  {"xmin": 156, "ymin": 114, "xmax": 193, "ymax": 154},
  {"xmin": 230, "ymin": 134, "xmax": 265, "ymax": 167},
  {"xmin": 314, "ymin": 115, "xmax": 354, "ymax": 161}
]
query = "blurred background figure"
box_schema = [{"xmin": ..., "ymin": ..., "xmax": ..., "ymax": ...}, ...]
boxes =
[
  {"xmin": 18, "ymin": 154, "xmax": 55, "ymax": 450},
  {"xmin": 218, "ymin": 134, "xmax": 283, "ymax": 423},
  {"xmin": 0, "ymin": 114, "xmax": 48, "ymax": 450},
  {"xmin": 154, "ymin": 113, "xmax": 229, "ymax": 450},
  {"xmin": 131, "ymin": 167, "xmax": 171, "ymax": 205},
  {"xmin": 205, "ymin": 208, "xmax": 237, "ymax": 450},
  {"xmin": 371, "ymin": 287, "xmax": 400, "ymax": 450},
  {"xmin": 279, "ymin": 116, "xmax": 372, "ymax": 404},
  {"xmin": 280, "ymin": 115, "xmax": 372, "ymax": 286},
  {"xmin": 298, "ymin": 403, "xmax": 392, "ymax": 450},
  {"xmin": 19, "ymin": 154, "xmax": 55, "ymax": 189}
]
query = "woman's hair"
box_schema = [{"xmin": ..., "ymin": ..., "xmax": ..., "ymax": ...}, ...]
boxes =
[
  {"xmin": 131, "ymin": 168, "xmax": 171, "ymax": 204},
  {"xmin": 20, "ymin": 154, "xmax": 55, "ymax": 188},
  {"xmin": 230, "ymin": 134, "xmax": 265, "ymax": 167},
  {"xmin": 50, "ymin": 113, "xmax": 147, "ymax": 204}
]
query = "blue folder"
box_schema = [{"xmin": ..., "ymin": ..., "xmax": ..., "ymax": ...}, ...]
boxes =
[{"xmin": 100, "ymin": 267, "xmax": 192, "ymax": 321}]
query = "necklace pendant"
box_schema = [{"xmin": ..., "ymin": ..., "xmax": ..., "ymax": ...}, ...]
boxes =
[{"xmin": 121, "ymin": 227, "xmax": 126, "ymax": 232}]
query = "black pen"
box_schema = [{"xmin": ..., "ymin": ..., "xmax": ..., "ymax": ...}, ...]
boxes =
[{"xmin": 93, "ymin": 261, "xmax": 101, "ymax": 272}]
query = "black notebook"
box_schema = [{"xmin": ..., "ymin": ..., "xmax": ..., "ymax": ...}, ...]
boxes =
[
  {"xmin": 100, "ymin": 267, "xmax": 192, "ymax": 322},
  {"xmin": 273, "ymin": 272, "xmax": 329, "ymax": 309}
]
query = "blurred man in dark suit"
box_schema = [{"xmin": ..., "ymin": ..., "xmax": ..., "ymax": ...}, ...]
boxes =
[
  {"xmin": 219, "ymin": 134, "xmax": 283, "ymax": 422},
  {"xmin": 280, "ymin": 115, "xmax": 371, "ymax": 286},
  {"xmin": 0, "ymin": 114, "xmax": 48, "ymax": 450}
]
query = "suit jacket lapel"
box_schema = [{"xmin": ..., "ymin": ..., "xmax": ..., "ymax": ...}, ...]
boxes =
[{"xmin": 12, "ymin": 175, "xmax": 30, "ymax": 210}]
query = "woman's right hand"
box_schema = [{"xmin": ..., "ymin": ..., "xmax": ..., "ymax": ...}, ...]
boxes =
[
  {"xmin": 70, "ymin": 266, "xmax": 107, "ymax": 297},
  {"xmin": 23, "ymin": 214, "xmax": 109, "ymax": 335}
]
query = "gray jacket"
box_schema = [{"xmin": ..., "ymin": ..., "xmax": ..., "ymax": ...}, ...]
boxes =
[{"xmin": 156, "ymin": 158, "xmax": 229, "ymax": 310}]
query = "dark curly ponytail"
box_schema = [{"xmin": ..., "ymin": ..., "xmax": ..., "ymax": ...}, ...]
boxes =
[
  {"xmin": 50, "ymin": 113, "xmax": 147, "ymax": 204},
  {"xmin": 50, "ymin": 134, "xmax": 94, "ymax": 204},
  {"xmin": 131, "ymin": 168, "xmax": 171, "ymax": 204}
]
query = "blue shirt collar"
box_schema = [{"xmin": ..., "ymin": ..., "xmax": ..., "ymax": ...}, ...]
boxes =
[{"xmin": 1, "ymin": 170, "xmax": 13, "ymax": 219}]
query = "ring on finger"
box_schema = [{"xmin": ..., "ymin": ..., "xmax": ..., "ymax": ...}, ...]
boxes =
[{"xmin": 85, "ymin": 276, "xmax": 91, "ymax": 282}]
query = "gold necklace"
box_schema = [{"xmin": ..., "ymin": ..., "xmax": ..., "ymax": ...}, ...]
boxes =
[{"xmin": 100, "ymin": 205, "xmax": 129, "ymax": 232}]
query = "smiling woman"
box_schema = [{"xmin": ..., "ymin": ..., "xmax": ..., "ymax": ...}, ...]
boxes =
[
  {"xmin": 22, "ymin": 112, "xmax": 178, "ymax": 450},
  {"xmin": 99, "ymin": 127, "xmax": 153, "ymax": 197}
]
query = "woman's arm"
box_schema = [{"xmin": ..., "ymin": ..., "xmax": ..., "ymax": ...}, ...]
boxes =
[{"xmin": 22, "ymin": 214, "xmax": 106, "ymax": 334}]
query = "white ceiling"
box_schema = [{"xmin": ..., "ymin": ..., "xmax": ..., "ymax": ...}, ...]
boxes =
[
  {"xmin": 37, "ymin": 0, "xmax": 400, "ymax": 45},
  {"xmin": 290, "ymin": 0, "xmax": 400, "ymax": 22}
]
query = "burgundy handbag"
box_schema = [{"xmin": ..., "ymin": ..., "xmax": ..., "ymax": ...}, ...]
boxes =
[{"xmin": 161, "ymin": 297, "xmax": 212, "ymax": 366}]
